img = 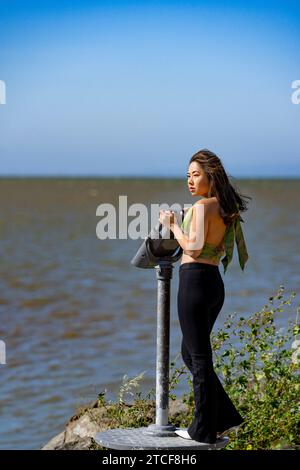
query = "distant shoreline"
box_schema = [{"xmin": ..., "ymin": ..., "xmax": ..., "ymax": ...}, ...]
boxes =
[{"xmin": 0, "ymin": 176, "xmax": 299, "ymax": 181}]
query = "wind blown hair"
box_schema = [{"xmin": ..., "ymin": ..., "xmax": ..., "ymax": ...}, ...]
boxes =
[{"xmin": 189, "ymin": 148, "xmax": 252, "ymax": 226}]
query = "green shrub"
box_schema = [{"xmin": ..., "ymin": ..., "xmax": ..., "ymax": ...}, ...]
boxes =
[{"xmin": 210, "ymin": 285, "xmax": 299, "ymax": 449}]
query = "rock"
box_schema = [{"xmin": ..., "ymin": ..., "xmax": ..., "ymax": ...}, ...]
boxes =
[
  {"xmin": 169, "ymin": 398, "xmax": 189, "ymax": 417},
  {"xmin": 41, "ymin": 431, "xmax": 65, "ymax": 450},
  {"xmin": 64, "ymin": 413, "xmax": 100, "ymax": 443},
  {"xmin": 54, "ymin": 437, "xmax": 95, "ymax": 450},
  {"xmin": 42, "ymin": 397, "xmax": 188, "ymax": 450}
]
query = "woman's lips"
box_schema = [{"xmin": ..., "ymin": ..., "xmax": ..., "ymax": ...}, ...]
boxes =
[{"xmin": 189, "ymin": 187, "xmax": 195, "ymax": 191}]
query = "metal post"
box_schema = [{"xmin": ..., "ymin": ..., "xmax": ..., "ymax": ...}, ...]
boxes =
[{"xmin": 144, "ymin": 261, "xmax": 176, "ymax": 436}]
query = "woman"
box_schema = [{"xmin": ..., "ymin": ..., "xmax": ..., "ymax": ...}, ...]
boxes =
[{"xmin": 159, "ymin": 148, "xmax": 251, "ymax": 444}]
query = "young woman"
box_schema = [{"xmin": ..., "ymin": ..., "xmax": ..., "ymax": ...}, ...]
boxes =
[{"xmin": 159, "ymin": 148, "xmax": 251, "ymax": 444}]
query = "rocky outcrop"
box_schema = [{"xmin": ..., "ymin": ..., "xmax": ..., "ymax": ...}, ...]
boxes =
[{"xmin": 41, "ymin": 398, "xmax": 189, "ymax": 450}]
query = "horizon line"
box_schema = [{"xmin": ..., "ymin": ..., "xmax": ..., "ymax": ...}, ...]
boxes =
[{"xmin": 0, "ymin": 175, "xmax": 299, "ymax": 180}]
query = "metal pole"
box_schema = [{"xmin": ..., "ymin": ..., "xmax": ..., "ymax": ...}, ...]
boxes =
[{"xmin": 144, "ymin": 261, "xmax": 176, "ymax": 436}]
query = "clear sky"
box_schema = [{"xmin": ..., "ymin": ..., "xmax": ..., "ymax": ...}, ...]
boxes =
[{"xmin": 0, "ymin": 0, "xmax": 299, "ymax": 177}]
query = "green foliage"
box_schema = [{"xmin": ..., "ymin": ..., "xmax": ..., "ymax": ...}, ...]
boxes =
[{"xmin": 210, "ymin": 285, "xmax": 299, "ymax": 449}]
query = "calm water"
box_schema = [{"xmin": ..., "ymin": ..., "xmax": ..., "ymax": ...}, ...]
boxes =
[{"xmin": 0, "ymin": 178, "xmax": 299, "ymax": 449}]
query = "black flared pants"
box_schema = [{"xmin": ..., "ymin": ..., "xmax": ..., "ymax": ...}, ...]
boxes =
[{"xmin": 177, "ymin": 262, "xmax": 244, "ymax": 443}]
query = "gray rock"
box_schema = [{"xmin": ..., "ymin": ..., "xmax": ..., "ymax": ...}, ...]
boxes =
[
  {"xmin": 41, "ymin": 431, "xmax": 65, "ymax": 450},
  {"xmin": 42, "ymin": 397, "xmax": 188, "ymax": 450},
  {"xmin": 64, "ymin": 413, "xmax": 101, "ymax": 443}
]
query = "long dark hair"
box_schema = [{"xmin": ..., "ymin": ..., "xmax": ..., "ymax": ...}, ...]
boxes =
[{"xmin": 189, "ymin": 148, "xmax": 252, "ymax": 226}]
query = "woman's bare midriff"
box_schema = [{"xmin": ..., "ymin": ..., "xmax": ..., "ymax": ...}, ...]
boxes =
[
  {"xmin": 180, "ymin": 198, "xmax": 227, "ymax": 267},
  {"xmin": 180, "ymin": 253, "xmax": 220, "ymax": 266}
]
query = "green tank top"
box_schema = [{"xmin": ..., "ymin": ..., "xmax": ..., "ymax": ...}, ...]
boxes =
[{"xmin": 180, "ymin": 201, "xmax": 249, "ymax": 274}]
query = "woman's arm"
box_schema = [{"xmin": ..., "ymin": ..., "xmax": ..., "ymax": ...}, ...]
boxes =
[
  {"xmin": 168, "ymin": 201, "xmax": 209, "ymax": 259},
  {"xmin": 170, "ymin": 223, "xmax": 198, "ymax": 257}
]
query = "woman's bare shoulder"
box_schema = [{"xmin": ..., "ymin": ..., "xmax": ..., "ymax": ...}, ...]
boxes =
[
  {"xmin": 194, "ymin": 197, "xmax": 217, "ymax": 205},
  {"xmin": 193, "ymin": 197, "xmax": 216, "ymax": 211},
  {"xmin": 194, "ymin": 198, "xmax": 225, "ymax": 224}
]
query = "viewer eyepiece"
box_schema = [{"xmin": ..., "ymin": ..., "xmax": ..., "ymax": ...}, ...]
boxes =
[{"xmin": 130, "ymin": 209, "xmax": 185, "ymax": 268}]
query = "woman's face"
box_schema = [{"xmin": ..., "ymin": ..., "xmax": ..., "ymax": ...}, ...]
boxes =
[{"xmin": 187, "ymin": 161, "xmax": 211, "ymax": 197}]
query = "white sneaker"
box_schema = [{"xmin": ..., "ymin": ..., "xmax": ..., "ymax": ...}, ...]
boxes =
[
  {"xmin": 175, "ymin": 429, "xmax": 192, "ymax": 440},
  {"xmin": 175, "ymin": 428, "xmax": 222, "ymax": 446}
]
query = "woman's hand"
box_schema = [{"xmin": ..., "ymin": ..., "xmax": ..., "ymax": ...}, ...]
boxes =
[{"xmin": 159, "ymin": 210, "xmax": 176, "ymax": 228}]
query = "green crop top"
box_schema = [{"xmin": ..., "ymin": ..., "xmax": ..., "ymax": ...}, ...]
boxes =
[{"xmin": 180, "ymin": 203, "xmax": 249, "ymax": 274}]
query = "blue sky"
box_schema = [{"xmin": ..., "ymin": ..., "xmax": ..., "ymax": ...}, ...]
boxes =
[{"xmin": 0, "ymin": 0, "xmax": 299, "ymax": 177}]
